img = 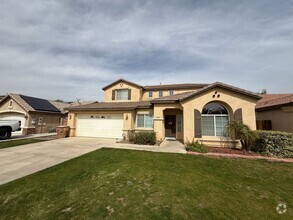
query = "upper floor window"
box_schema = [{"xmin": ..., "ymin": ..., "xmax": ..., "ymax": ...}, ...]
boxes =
[
  {"xmin": 115, "ymin": 89, "xmax": 129, "ymax": 100},
  {"xmin": 148, "ymin": 91, "xmax": 153, "ymax": 98},
  {"xmin": 159, "ymin": 91, "xmax": 163, "ymax": 98},
  {"xmin": 169, "ymin": 90, "xmax": 174, "ymax": 96}
]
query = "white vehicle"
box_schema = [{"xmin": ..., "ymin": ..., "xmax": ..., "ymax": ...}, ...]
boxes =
[{"xmin": 0, "ymin": 120, "xmax": 21, "ymax": 140}]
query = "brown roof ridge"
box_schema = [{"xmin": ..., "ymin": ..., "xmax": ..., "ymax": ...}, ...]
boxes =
[
  {"xmin": 151, "ymin": 91, "xmax": 195, "ymax": 103},
  {"xmin": 102, "ymin": 79, "xmax": 143, "ymax": 90},
  {"xmin": 143, "ymin": 83, "xmax": 210, "ymax": 91},
  {"xmin": 179, "ymin": 82, "xmax": 261, "ymax": 101},
  {"xmin": 68, "ymin": 100, "xmax": 152, "ymax": 111}
]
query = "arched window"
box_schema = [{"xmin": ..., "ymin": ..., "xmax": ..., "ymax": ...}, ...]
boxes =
[{"xmin": 202, "ymin": 103, "xmax": 229, "ymax": 137}]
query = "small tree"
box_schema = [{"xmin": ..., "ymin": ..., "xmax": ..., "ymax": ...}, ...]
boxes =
[{"xmin": 227, "ymin": 121, "xmax": 258, "ymax": 151}]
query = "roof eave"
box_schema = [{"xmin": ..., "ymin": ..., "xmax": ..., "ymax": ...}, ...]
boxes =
[{"xmin": 180, "ymin": 83, "xmax": 261, "ymax": 102}]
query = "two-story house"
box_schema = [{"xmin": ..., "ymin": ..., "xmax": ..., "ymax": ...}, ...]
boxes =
[{"xmin": 67, "ymin": 79, "xmax": 261, "ymax": 146}]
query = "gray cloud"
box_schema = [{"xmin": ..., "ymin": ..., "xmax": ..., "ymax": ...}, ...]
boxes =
[{"xmin": 0, "ymin": 0, "xmax": 292, "ymax": 101}]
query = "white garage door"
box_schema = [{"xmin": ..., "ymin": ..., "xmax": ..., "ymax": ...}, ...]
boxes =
[
  {"xmin": 76, "ymin": 114, "xmax": 123, "ymax": 138},
  {"xmin": 0, "ymin": 114, "xmax": 26, "ymax": 134}
]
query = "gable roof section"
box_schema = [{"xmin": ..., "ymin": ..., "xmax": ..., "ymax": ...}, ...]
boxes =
[
  {"xmin": 152, "ymin": 82, "xmax": 261, "ymax": 103},
  {"xmin": 256, "ymin": 94, "xmax": 293, "ymax": 110},
  {"xmin": 0, "ymin": 94, "xmax": 61, "ymax": 113},
  {"xmin": 180, "ymin": 82, "xmax": 261, "ymax": 101},
  {"xmin": 68, "ymin": 101, "xmax": 152, "ymax": 111},
  {"xmin": 144, "ymin": 83, "xmax": 209, "ymax": 91},
  {"xmin": 102, "ymin": 79, "xmax": 143, "ymax": 91}
]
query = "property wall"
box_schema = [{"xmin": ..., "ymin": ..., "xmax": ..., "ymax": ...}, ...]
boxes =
[
  {"xmin": 104, "ymin": 82, "xmax": 142, "ymax": 102},
  {"xmin": 181, "ymin": 87, "xmax": 258, "ymax": 144},
  {"xmin": 141, "ymin": 88, "xmax": 198, "ymax": 100},
  {"xmin": 256, "ymin": 107, "xmax": 293, "ymax": 133},
  {"xmin": 28, "ymin": 112, "xmax": 64, "ymax": 133}
]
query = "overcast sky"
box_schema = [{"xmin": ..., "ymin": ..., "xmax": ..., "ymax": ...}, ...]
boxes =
[{"xmin": 0, "ymin": 0, "xmax": 292, "ymax": 102}]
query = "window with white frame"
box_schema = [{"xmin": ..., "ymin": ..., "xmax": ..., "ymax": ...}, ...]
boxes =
[
  {"xmin": 202, "ymin": 103, "xmax": 229, "ymax": 137},
  {"xmin": 116, "ymin": 89, "xmax": 129, "ymax": 100},
  {"xmin": 169, "ymin": 90, "xmax": 174, "ymax": 96},
  {"xmin": 159, "ymin": 91, "xmax": 163, "ymax": 98},
  {"xmin": 136, "ymin": 114, "xmax": 154, "ymax": 128},
  {"xmin": 148, "ymin": 91, "xmax": 153, "ymax": 98}
]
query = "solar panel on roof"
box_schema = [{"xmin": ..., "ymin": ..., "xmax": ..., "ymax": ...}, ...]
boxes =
[{"xmin": 20, "ymin": 95, "xmax": 61, "ymax": 113}]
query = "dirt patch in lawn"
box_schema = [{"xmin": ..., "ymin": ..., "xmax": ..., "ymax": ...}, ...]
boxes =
[{"xmin": 207, "ymin": 146, "xmax": 260, "ymax": 156}]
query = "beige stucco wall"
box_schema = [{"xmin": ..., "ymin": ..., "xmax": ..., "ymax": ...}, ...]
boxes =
[
  {"xmin": 28, "ymin": 112, "xmax": 63, "ymax": 133},
  {"xmin": 104, "ymin": 82, "xmax": 142, "ymax": 102},
  {"xmin": 256, "ymin": 107, "xmax": 293, "ymax": 133},
  {"xmin": 181, "ymin": 87, "xmax": 258, "ymax": 143},
  {"xmin": 0, "ymin": 98, "xmax": 28, "ymax": 127}
]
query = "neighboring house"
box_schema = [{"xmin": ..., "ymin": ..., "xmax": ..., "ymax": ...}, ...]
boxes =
[
  {"xmin": 0, "ymin": 95, "xmax": 5, "ymax": 101},
  {"xmin": 256, "ymin": 94, "xmax": 293, "ymax": 133},
  {"xmin": 67, "ymin": 79, "xmax": 261, "ymax": 146},
  {"xmin": 0, "ymin": 94, "xmax": 65, "ymax": 134}
]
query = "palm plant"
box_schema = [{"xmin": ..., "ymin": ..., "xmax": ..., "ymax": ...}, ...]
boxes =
[{"xmin": 227, "ymin": 121, "xmax": 258, "ymax": 151}]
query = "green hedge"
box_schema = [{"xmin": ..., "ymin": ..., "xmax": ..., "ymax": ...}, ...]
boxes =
[
  {"xmin": 251, "ymin": 130, "xmax": 293, "ymax": 158},
  {"xmin": 128, "ymin": 131, "xmax": 157, "ymax": 145}
]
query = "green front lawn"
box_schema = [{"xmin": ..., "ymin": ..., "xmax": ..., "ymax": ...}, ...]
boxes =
[
  {"xmin": 0, "ymin": 138, "xmax": 46, "ymax": 149},
  {"xmin": 0, "ymin": 149, "xmax": 292, "ymax": 219}
]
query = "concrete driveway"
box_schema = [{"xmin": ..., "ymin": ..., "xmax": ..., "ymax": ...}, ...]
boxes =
[
  {"xmin": 0, "ymin": 137, "xmax": 186, "ymax": 185},
  {"xmin": 0, "ymin": 137, "xmax": 115, "ymax": 185}
]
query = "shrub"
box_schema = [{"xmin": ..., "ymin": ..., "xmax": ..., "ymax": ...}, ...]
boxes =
[
  {"xmin": 127, "ymin": 130, "xmax": 136, "ymax": 142},
  {"xmin": 132, "ymin": 131, "xmax": 156, "ymax": 145},
  {"xmin": 227, "ymin": 121, "xmax": 258, "ymax": 151},
  {"xmin": 185, "ymin": 140, "xmax": 208, "ymax": 153},
  {"xmin": 251, "ymin": 130, "xmax": 293, "ymax": 158}
]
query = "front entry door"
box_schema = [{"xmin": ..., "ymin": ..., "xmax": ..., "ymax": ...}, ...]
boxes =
[{"xmin": 165, "ymin": 115, "xmax": 176, "ymax": 138}]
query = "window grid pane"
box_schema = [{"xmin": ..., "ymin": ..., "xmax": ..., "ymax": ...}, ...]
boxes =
[
  {"xmin": 116, "ymin": 90, "xmax": 128, "ymax": 100},
  {"xmin": 137, "ymin": 115, "xmax": 144, "ymax": 127},
  {"xmin": 202, "ymin": 116, "xmax": 215, "ymax": 136},
  {"xmin": 145, "ymin": 115, "xmax": 154, "ymax": 128},
  {"xmin": 137, "ymin": 114, "xmax": 153, "ymax": 128},
  {"xmin": 215, "ymin": 116, "xmax": 229, "ymax": 136}
]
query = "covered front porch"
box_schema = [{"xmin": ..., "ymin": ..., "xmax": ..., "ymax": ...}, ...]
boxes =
[{"xmin": 153, "ymin": 103, "xmax": 183, "ymax": 142}]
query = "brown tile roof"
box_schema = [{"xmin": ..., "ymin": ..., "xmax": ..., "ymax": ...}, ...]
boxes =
[
  {"xmin": 152, "ymin": 82, "xmax": 261, "ymax": 103},
  {"xmin": 50, "ymin": 101, "xmax": 95, "ymax": 114},
  {"xmin": 256, "ymin": 94, "xmax": 293, "ymax": 110},
  {"xmin": 102, "ymin": 79, "xmax": 143, "ymax": 90},
  {"xmin": 143, "ymin": 83, "xmax": 209, "ymax": 91},
  {"xmin": 68, "ymin": 101, "xmax": 152, "ymax": 111},
  {"xmin": 151, "ymin": 91, "xmax": 195, "ymax": 103}
]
